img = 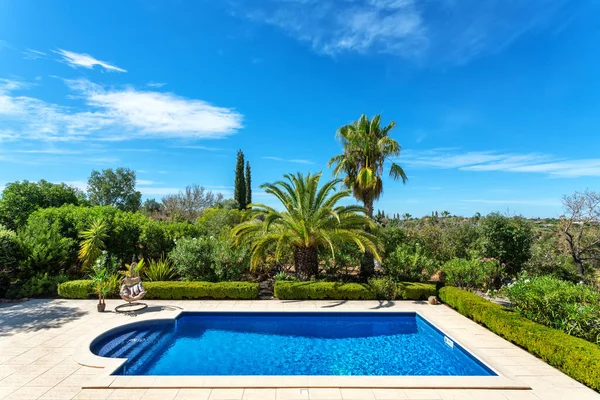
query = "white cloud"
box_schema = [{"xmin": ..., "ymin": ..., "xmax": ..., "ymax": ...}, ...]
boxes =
[
  {"xmin": 23, "ymin": 49, "xmax": 46, "ymax": 60},
  {"xmin": 241, "ymin": 0, "xmax": 570, "ymax": 64},
  {"xmin": 263, "ymin": 156, "xmax": 314, "ymax": 164},
  {"xmin": 402, "ymin": 148, "xmax": 600, "ymax": 178},
  {"xmin": 137, "ymin": 180, "xmax": 162, "ymax": 185},
  {"xmin": 0, "ymin": 78, "xmax": 243, "ymax": 142},
  {"xmin": 462, "ymin": 199, "xmax": 561, "ymax": 207},
  {"xmin": 53, "ymin": 49, "xmax": 127, "ymax": 72},
  {"xmin": 146, "ymin": 82, "xmax": 166, "ymax": 88}
]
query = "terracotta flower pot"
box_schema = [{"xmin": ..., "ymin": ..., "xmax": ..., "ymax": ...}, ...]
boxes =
[{"xmin": 97, "ymin": 303, "xmax": 106, "ymax": 312}]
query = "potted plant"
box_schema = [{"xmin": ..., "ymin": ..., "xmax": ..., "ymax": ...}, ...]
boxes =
[{"xmin": 91, "ymin": 266, "xmax": 109, "ymax": 312}]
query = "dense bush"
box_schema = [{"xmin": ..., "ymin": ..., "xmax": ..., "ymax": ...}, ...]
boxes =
[
  {"xmin": 439, "ymin": 286, "xmax": 600, "ymax": 392},
  {"xmin": 18, "ymin": 220, "xmax": 76, "ymax": 275},
  {"xmin": 275, "ymin": 281, "xmax": 376, "ymax": 300},
  {"xmin": 57, "ymin": 280, "xmax": 91, "ymax": 299},
  {"xmin": 504, "ymin": 276, "xmax": 600, "ymax": 344},
  {"xmin": 382, "ymin": 243, "xmax": 436, "ymax": 281},
  {"xmin": 524, "ymin": 233, "xmax": 579, "ymax": 282},
  {"xmin": 144, "ymin": 257, "xmax": 177, "ymax": 281},
  {"xmin": 168, "ymin": 237, "xmax": 218, "ymax": 281},
  {"xmin": 398, "ymin": 282, "xmax": 437, "ymax": 300},
  {"xmin": 0, "ymin": 226, "xmax": 22, "ymax": 297},
  {"xmin": 5, "ymin": 273, "xmax": 69, "ymax": 299},
  {"xmin": 441, "ymin": 258, "xmax": 503, "ymax": 290},
  {"xmin": 369, "ymin": 277, "xmax": 400, "ymax": 299},
  {"xmin": 480, "ymin": 213, "xmax": 534, "ymax": 276}
]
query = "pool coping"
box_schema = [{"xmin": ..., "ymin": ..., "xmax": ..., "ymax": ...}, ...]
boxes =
[{"xmin": 74, "ymin": 307, "xmax": 531, "ymax": 390}]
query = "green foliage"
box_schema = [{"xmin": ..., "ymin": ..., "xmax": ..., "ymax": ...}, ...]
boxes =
[
  {"xmin": 0, "ymin": 226, "xmax": 22, "ymax": 296},
  {"xmin": 234, "ymin": 150, "xmax": 247, "ymax": 210},
  {"xmin": 57, "ymin": 280, "xmax": 91, "ymax": 299},
  {"xmin": 439, "ymin": 286, "xmax": 600, "ymax": 392},
  {"xmin": 211, "ymin": 236, "xmax": 250, "ymax": 281},
  {"xmin": 369, "ymin": 277, "xmax": 400, "ymax": 299},
  {"xmin": 18, "ymin": 220, "xmax": 76, "ymax": 274},
  {"xmin": 383, "ymin": 243, "xmax": 437, "ymax": 281},
  {"xmin": 197, "ymin": 207, "xmax": 243, "ymax": 237},
  {"xmin": 144, "ymin": 281, "xmax": 259, "ymax": 300},
  {"xmin": 504, "ymin": 276, "xmax": 600, "ymax": 344},
  {"xmin": 78, "ymin": 218, "xmax": 108, "ymax": 269},
  {"xmin": 169, "ymin": 237, "xmax": 218, "ymax": 281},
  {"xmin": 87, "ymin": 167, "xmax": 141, "ymax": 212},
  {"xmin": 275, "ymin": 281, "xmax": 377, "ymax": 300},
  {"xmin": 524, "ymin": 233, "xmax": 579, "ymax": 282},
  {"xmin": 398, "ymin": 282, "xmax": 437, "ymax": 300},
  {"xmin": 0, "ymin": 180, "xmax": 80, "ymax": 230},
  {"xmin": 145, "ymin": 257, "xmax": 177, "ymax": 281},
  {"xmin": 5, "ymin": 273, "xmax": 69, "ymax": 299},
  {"xmin": 232, "ymin": 172, "xmax": 380, "ymax": 281},
  {"xmin": 480, "ymin": 213, "xmax": 534, "ymax": 276},
  {"xmin": 245, "ymin": 161, "xmax": 252, "ymax": 207},
  {"xmin": 441, "ymin": 258, "xmax": 503, "ymax": 290}
]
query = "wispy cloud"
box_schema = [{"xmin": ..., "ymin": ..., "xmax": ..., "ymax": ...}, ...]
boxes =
[
  {"xmin": 262, "ymin": 156, "xmax": 314, "ymax": 164},
  {"xmin": 402, "ymin": 148, "xmax": 600, "ymax": 178},
  {"xmin": 23, "ymin": 49, "xmax": 46, "ymax": 60},
  {"xmin": 462, "ymin": 199, "xmax": 561, "ymax": 207},
  {"xmin": 0, "ymin": 77, "xmax": 243, "ymax": 142},
  {"xmin": 240, "ymin": 0, "xmax": 571, "ymax": 65},
  {"xmin": 53, "ymin": 49, "xmax": 127, "ymax": 72},
  {"xmin": 146, "ymin": 82, "xmax": 166, "ymax": 88}
]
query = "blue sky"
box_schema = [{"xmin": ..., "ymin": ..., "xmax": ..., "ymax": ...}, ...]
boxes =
[{"xmin": 1, "ymin": 0, "xmax": 600, "ymax": 218}]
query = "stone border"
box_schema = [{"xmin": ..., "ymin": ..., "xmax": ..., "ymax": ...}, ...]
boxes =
[{"xmin": 74, "ymin": 307, "xmax": 531, "ymax": 390}]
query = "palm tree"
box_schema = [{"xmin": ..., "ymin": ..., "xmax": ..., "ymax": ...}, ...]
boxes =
[
  {"xmin": 231, "ymin": 172, "xmax": 380, "ymax": 281},
  {"xmin": 328, "ymin": 114, "xmax": 407, "ymax": 279}
]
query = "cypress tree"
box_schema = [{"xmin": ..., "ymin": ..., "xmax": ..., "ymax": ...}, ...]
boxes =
[
  {"xmin": 245, "ymin": 161, "xmax": 252, "ymax": 207},
  {"xmin": 234, "ymin": 150, "xmax": 246, "ymax": 209}
]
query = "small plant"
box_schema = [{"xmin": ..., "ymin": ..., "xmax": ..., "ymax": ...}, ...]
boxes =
[
  {"xmin": 89, "ymin": 265, "xmax": 110, "ymax": 312},
  {"xmin": 122, "ymin": 259, "xmax": 145, "ymax": 278},
  {"xmin": 441, "ymin": 258, "xmax": 503, "ymax": 290},
  {"xmin": 145, "ymin": 257, "xmax": 177, "ymax": 281},
  {"xmin": 275, "ymin": 271, "xmax": 295, "ymax": 281},
  {"xmin": 79, "ymin": 218, "xmax": 108, "ymax": 270}
]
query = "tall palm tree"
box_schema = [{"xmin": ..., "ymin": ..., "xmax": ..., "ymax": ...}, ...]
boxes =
[
  {"xmin": 231, "ymin": 172, "xmax": 380, "ymax": 281},
  {"xmin": 328, "ymin": 114, "xmax": 407, "ymax": 279}
]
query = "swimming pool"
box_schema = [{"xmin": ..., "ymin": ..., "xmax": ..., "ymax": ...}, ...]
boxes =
[{"xmin": 90, "ymin": 312, "xmax": 495, "ymax": 376}]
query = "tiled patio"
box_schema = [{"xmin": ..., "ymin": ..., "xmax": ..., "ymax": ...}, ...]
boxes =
[{"xmin": 0, "ymin": 298, "xmax": 597, "ymax": 400}]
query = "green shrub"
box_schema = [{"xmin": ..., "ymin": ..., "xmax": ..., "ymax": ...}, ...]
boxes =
[
  {"xmin": 504, "ymin": 276, "xmax": 600, "ymax": 344},
  {"xmin": 383, "ymin": 244, "xmax": 437, "ymax": 282},
  {"xmin": 144, "ymin": 281, "xmax": 258, "ymax": 300},
  {"xmin": 524, "ymin": 233, "xmax": 579, "ymax": 282},
  {"xmin": 144, "ymin": 257, "xmax": 177, "ymax": 281},
  {"xmin": 18, "ymin": 220, "xmax": 76, "ymax": 275},
  {"xmin": 275, "ymin": 282, "xmax": 376, "ymax": 300},
  {"xmin": 0, "ymin": 226, "xmax": 22, "ymax": 297},
  {"xmin": 439, "ymin": 286, "xmax": 600, "ymax": 392},
  {"xmin": 398, "ymin": 282, "xmax": 437, "ymax": 300},
  {"xmin": 5, "ymin": 273, "xmax": 69, "ymax": 299},
  {"xmin": 441, "ymin": 258, "xmax": 503, "ymax": 290},
  {"xmin": 480, "ymin": 213, "xmax": 534, "ymax": 276},
  {"xmin": 58, "ymin": 280, "xmax": 259, "ymax": 300},
  {"xmin": 169, "ymin": 237, "xmax": 217, "ymax": 281},
  {"xmin": 58, "ymin": 280, "xmax": 92, "ymax": 299},
  {"xmin": 369, "ymin": 277, "xmax": 401, "ymax": 300}
]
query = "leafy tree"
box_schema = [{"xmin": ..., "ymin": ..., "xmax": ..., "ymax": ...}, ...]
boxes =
[
  {"xmin": 232, "ymin": 172, "xmax": 380, "ymax": 281},
  {"xmin": 161, "ymin": 184, "xmax": 223, "ymax": 222},
  {"xmin": 234, "ymin": 150, "xmax": 247, "ymax": 210},
  {"xmin": 480, "ymin": 212, "xmax": 534, "ymax": 276},
  {"xmin": 142, "ymin": 198, "xmax": 162, "ymax": 216},
  {"xmin": 87, "ymin": 168, "xmax": 141, "ymax": 212},
  {"xmin": 245, "ymin": 161, "xmax": 252, "ymax": 207},
  {"xmin": 0, "ymin": 180, "xmax": 81, "ymax": 229},
  {"xmin": 328, "ymin": 114, "xmax": 407, "ymax": 280}
]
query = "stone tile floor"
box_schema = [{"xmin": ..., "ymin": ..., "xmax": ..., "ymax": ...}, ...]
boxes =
[{"xmin": 0, "ymin": 298, "xmax": 598, "ymax": 400}]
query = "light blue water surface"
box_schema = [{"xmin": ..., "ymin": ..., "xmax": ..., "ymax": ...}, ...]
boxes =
[{"xmin": 91, "ymin": 312, "xmax": 494, "ymax": 376}]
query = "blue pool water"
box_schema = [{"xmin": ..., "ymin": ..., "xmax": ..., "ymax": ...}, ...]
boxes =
[{"xmin": 91, "ymin": 312, "xmax": 495, "ymax": 376}]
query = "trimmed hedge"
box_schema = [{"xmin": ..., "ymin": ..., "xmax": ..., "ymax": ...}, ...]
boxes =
[
  {"xmin": 144, "ymin": 282, "xmax": 258, "ymax": 300},
  {"xmin": 275, "ymin": 282, "xmax": 376, "ymax": 300},
  {"xmin": 439, "ymin": 286, "xmax": 600, "ymax": 392},
  {"xmin": 274, "ymin": 281, "xmax": 437, "ymax": 300},
  {"xmin": 57, "ymin": 280, "xmax": 91, "ymax": 299},
  {"xmin": 398, "ymin": 282, "xmax": 437, "ymax": 300},
  {"xmin": 57, "ymin": 281, "xmax": 259, "ymax": 300}
]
